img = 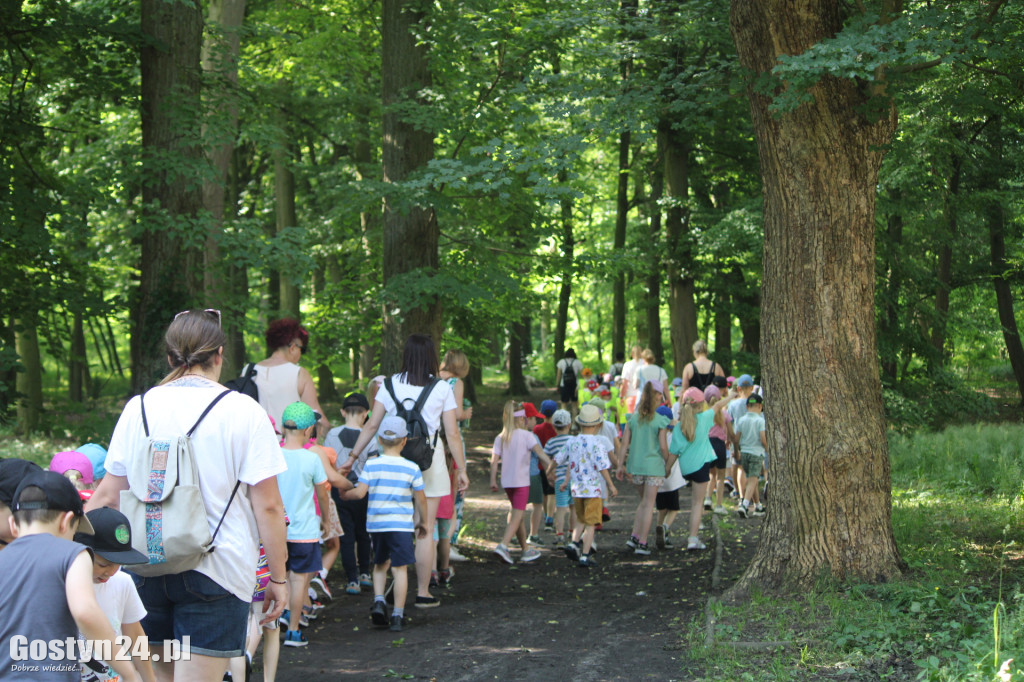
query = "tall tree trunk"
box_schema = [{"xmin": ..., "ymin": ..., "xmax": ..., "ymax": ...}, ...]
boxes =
[
  {"xmin": 133, "ymin": 0, "xmax": 204, "ymax": 393},
  {"xmin": 930, "ymin": 158, "xmax": 960, "ymax": 365},
  {"xmin": 508, "ymin": 320, "xmax": 530, "ymax": 395},
  {"xmin": 201, "ymin": 0, "xmax": 246, "ymax": 377},
  {"xmin": 69, "ymin": 312, "xmax": 88, "ymax": 403},
  {"xmin": 274, "ymin": 87, "xmax": 301, "ymax": 320},
  {"xmin": 381, "ymin": 0, "xmax": 440, "ymax": 374},
  {"xmin": 643, "ymin": 165, "xmax": 665, "ymax": 366},
  {"xmin": 612, "ymin": 0, "xmax": 638, "ymax": 360},
  {"xmin": 554, "ymin": 168, "xmax": 573, "ymax": 367},
  {"xmin": 879, "ymin": 192, "xmax": 903, "ymax": 383},
  {"xmin": 714, "ymin": 292, "xmax": 732, "ymax": 374},
  {"xmin": 662, "ymin": 122, "xmax": 698, "ymax": 377},
  {"xmin": 15, "ymin": 320, "xmax": 43, "ymax": 434},
  {"xmin": 730, "ymin": 0, "xmax": 904, "ymax": 589},
  {"xmin": 984, "ymin": 121, "xmax": 1024, "ymax": 406}
]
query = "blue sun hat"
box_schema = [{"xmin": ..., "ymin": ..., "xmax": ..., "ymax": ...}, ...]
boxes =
[{"xmin": 76, "ymin": 443, "xmax": 108, "ymax": 480}]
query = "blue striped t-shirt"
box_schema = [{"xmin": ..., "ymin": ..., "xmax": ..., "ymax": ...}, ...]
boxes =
[{"xmin": 358, "ymin": 454, "xmax": 425, "ymax": 533}]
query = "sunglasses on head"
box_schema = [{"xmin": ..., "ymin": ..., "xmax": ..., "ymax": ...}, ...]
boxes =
[
  {"xmin": 291, "ymin": 340, "xmax": 307, "ymax": 355},
  {"xmin": 174, "ymin": 309, "xmax": 222, "ymax": 327}
]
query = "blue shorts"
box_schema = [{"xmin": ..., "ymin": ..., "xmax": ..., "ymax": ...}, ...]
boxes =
[
  {"xmin": 371, "ymin": 531, "xmax": 415, "ymax": 568},
  {"xmin": 554, "ymin": 472, "xmax": 572, "ymax": 508},
  {"xmin": 130, "ymin": 570, "xmax": 249, "ymax": 657},
  {"xmin": 683, "ymin": 461, "xmax": 712, "ymax": 484},
  {"xmin": 286, "ymin": 542, "xmax": 322, "ymax": 574}
]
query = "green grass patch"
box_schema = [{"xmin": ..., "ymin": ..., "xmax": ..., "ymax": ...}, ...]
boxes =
[{"xmin": 689, "ymin": 424, "xmax": 1024, "ymax": 681}]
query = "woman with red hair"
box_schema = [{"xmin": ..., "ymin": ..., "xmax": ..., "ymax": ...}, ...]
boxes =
[{"xmin": 253, "ymin": 318, "xmax": 329, "ymax": 433}]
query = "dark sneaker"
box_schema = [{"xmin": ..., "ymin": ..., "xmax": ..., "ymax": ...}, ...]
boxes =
[
  {"xmin": 738, "ymin": 504, "xmax": 749, "ymax": 519},
  {"xmin": 429, "ymin": 571, "xmax": 439, "ymax": 588},
  {"xmin": 370, "ymin": 601, "xmax": 388, "ymax": 627},
  {"xmin": 545, "ymin": 516, "xmax": 555, "ymax": 530},
  {"xmin": 602, "ymin": 507, "xmax": 611, "ymax": 522},
  {"xmin": 389, "ymin": 615, "xmax": 405, "ymax": 632},
  {"xmin": 438, "ymin": 568, "xmax": 452, "ymax": 588},
  {"xmin": 414, "ymin": 595, "xmax": 440, "ymax": 609},
  {"xmin": 578, "ymin": 553, "xmax": 597, "ymax": 568},
  {"xmin": 752, "ymin": 504, "xmax": 766, "ymax": 517},
  {"xmin": 564, "ymin": 541, "xmax": 581, "ymax": 561},
  {"xmin": 655, "ymin": 524, "xmax": 666, "ymax": 550},
  {"xmin": 625, "ymin": 536, "xmax": 639, "ymax": 550},
  {"xmin": 528, "ymin": 534, "xmax": 545, "ymax": 546},
  {"xmin": 634, "ymin": 543, "xmax": 651, "ymax": 556}
]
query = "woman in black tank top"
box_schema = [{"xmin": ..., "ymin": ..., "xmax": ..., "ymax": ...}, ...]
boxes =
[{"xmin": 682, "ymin": 340, "xmax": 725, "ymax": 392}]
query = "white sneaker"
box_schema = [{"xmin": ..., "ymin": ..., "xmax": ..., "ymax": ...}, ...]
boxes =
[
  {"xmin": 493, "ymin": 544, "xmax": 514, "ymax": 564},
  {"xmin": 752, "ymin": 504, "xmax": 766, "ymax": 517},
  {"xmin": 687, "ymin": 536, "xmax": 707, "ymax": 551},
  {"xmin": 713, "ymin": 506, "xmax": 728, "ymax": 515},
  {"xmin": 520, "ymin": 548, "xmax": 542, "ymax": 562},
  {"xmin": 448, "ymin": 546, "xmax": 468, "ymax": 562},
  {"xmin": 703, "ymin": 497, "xmax": 712, "ymax": 510}
]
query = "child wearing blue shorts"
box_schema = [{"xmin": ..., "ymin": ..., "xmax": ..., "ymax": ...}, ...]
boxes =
[{"xmin": 543, "ymin": 410, "xmax": 574, "ymax": 545}]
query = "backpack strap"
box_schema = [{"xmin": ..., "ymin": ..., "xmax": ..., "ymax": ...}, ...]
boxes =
[
  {"xmin": 383, "ymin": 377, "xmax": 402, "ymax": 411},
  {"xmin": 210, "ymin": 481, "xmax": 241, "ymax": 546},
  {"xmin": 187, "ymin": 390, "xmax": 233, "ymax": 437},
  {"xmin": 413, "ymin": 378, "xmax": 440, "ymax": 446},
  {"xmin": 141, "ymin": 391, "xmax": 150, "ymax": 438},
  {"xmin": 709, "ymin": 361, "xmax": 717, "ymax": 376}
]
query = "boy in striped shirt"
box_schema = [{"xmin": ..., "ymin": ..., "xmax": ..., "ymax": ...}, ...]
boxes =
[{"xmin": 343, "ymin": 416, "xmax": 427, "ymax": 631}]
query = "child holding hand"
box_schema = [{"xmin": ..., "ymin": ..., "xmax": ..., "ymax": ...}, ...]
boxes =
[{"xmin": 490, "ymin": 401, "xmax": 552, "ymax": 565}]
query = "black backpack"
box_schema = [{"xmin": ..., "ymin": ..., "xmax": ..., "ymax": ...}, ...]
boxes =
[
  {"xmin": 224, "ymin": 363, "xmax": 259, "ymax": 402},
  {"xmin": 562, "ymin": 359, "xmax": 578, "ymax": 390},
  {"xmin": 382, "ymin": 377, "xmax": 439, "ymax": 471}
]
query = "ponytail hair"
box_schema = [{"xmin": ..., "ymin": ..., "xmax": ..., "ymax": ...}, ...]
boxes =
[
  {"xmin": 161, "ymin": 310, "xmax": 225, "ymax": 385},
  {"xmin": 499, "ymin": 401, "xmax": 521, "ymax": 447},
  {"xmin": 678, "ymin": 395, "xmax": 708, "ymax": 442},
  {"xmin": 636, "ymin": 382, "xmax": 659, "ymax": 423}
]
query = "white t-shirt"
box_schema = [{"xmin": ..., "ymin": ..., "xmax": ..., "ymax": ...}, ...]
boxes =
[
  {"xmin": 556, "ymin": 358, "xmax": 583, "ymax": 387},
  {"xmin": 252, "ymin": 362, "xmax": 301, "ymax": 429},
  {"xmin": 635, "ymin": 364, "xmax": 669, "ymax": 393},
  {"xmin": 106, "ymin": 380, "xmax": 287, "ymax": 602},
  {"xmin": 620, "ymin": 359, "xmax": 641, "ymax": 398},
  {"xmin": 374, "ymin": 374, "xmax": 457, "ymax": 437},
  {"xmin": 79, "ymin": 570, "xmax": 147, "ymax": 680}
]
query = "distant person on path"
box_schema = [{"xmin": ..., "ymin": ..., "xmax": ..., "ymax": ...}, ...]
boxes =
[
  {"xmin": 735, "ymin": 394, "xmax": 767, "ymax": 518},
  {"xmin": 607, "ymin": 351, "xmax": 625, "ymax": 385},
  {"xmin": 252, "ymin": 318, "xmax": 329, "ymax": 434},
  {"xmin": 490, "ymin": 401, "xmax": 553, "ymax": 565},
  {"xmin": 555, "ymin": 349, "xmax": 583, "ymax": 416},
  {"xmin": 620, "ymin": 345, "xmax": 643, "ymax": 414},
  {"xmin": 681, "ymin": 339, "xmax": 726, "ymax": 392},
  {"xmin": 88, "ymin": 309, "xmax": 288, "ymax": 681},
  {"xmin": 343, "ymin": 334, "xmax": 469, "ymax": 610},
  {"xmin": 634, "ymin": 349, "xmax": 670, "ymax": 405}
]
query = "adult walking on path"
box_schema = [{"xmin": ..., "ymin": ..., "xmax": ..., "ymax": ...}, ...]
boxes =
[
  {"xmin": 251, "ymin": 318, "xmax": 329, "ymax": 433},
  {"xmin": 680, "ymin": 339, "xmax": 726, "ymax": 392},
  {"xmin": 342, "ymin": 334, "xmax": 469, "ymax": 610},
  {"xmin": 554, "ymin": 348, "xmax": 583, "ymax": 416},
  {"xmin": 87, "ymin": 309, "xmax": 289, "ymax": 682},
  {"xmin": 620, "ymin": 344, "xmax": 643, "ymax": 414},
  {"xmin": 633, "ymin": 348, "xmax": 670, "ymax": 404}
]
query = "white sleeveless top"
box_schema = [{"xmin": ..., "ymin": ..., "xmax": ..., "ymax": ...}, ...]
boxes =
[{"xmin": 253, "ymin": 362, "xmax": 301, "ymax": 428}]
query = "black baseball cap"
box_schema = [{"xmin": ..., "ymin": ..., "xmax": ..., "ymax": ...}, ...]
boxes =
[
  {"xmin": 74, "ymin": 507, "xmax": 148, "ymax": 565},
  {"xmin": 747, "ymin": 394, "xmax": 764, "ymax": 406},
  {"xmin": 13, "ymin": 471, "xmax": 95, "ymax": 534},
  {"xmin": 0, "ymin": 459, "xmax": 42, "ymax": 507},
  {"xmin": 342, "ymin": 392, "xmax": 370, "ymax": 411}
]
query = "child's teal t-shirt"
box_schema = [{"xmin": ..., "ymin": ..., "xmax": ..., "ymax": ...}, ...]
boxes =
[
  {"xmin": 278, "ymin": 447, "xmax": 328, "ymax": 542},
  {"xmin": 626, "ymin": 412, "xmax": 671, "ymax": 476},
  {"xmin": 669, "ymin": 408, "xmax": 717, "ymax": 476},
  {"xmin": 736, "ymin": 412, "xmax": 766, "ymax": 457}
]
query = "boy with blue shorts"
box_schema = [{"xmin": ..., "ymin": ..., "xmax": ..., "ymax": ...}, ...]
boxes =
[
  {"xmin": 343, "ymin": 416, "xmax": 428, "ymax": 632},
  {"xmin": 278, "ymin": 401, "xmax": 348, "ymax": 647},
  {"xmin": 543, "ymin": 410, "xmax": 574, "ymax": 545}
]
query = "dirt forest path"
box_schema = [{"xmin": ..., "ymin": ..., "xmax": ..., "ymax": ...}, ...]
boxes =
[{"xmin": 274, "ymin": 388, "xmax": 762, "ymax": 681}]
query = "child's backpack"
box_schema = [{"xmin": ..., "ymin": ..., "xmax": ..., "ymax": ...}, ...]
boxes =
[
  {"xmin": 224, "ymin": 363, "xmax": 259, "ymax": 402},
  {"xmin": 382, "ymin": 377, "xmax": 439, "ymax": 471},
  {"xmin": 562, "ymin": 359, "xmax": 578, "ymax": 391},
  {"xmin": 120, "ymin": 390, "xmax": 241, "ymax": 576}
]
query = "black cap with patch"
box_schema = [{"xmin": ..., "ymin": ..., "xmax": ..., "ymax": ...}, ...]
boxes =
[{"xmin": 74, "ymin": 507, "xmax": 148, "ymax": 565}]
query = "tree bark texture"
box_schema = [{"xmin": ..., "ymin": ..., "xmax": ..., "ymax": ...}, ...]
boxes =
[
  {"xmin": 274, "ymin": 85, "xmax": 301, "ymax": 321},
  {"xmin": 643, "ymin": 166, "xmax": 665, "ymax": 366},
  {"xmin": 380, "ymin": 0, "xmax": 440, "ymax": 374},
  {"xmin": 730, "ymin": 0, "xmax": 904, "ymax": 589},
  {"xmin": 613, "ymin": 131, "xmax": 630, "ymax": 361},
  {"xmin": 132, "ymin": 0, "xmax": 204, "ymax": 393},
  {"xmin": 662, "ymin": 122, "xmax": 698, "ymax": 377},
  {"xmin": 554, "ymin": 168, "xmax": 573, "ymax": 368},
  {"xmin": 15, "ymin": 320, "xmax": 42, "ymax": 434}
]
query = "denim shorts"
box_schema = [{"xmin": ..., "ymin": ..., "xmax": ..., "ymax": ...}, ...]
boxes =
[{"xmin": 130, "ymin": 570, "xmax": 249, "ymax": 657}]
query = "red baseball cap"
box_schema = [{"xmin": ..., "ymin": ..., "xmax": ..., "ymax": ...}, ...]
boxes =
[{"xmin": 522, "ymin": 402, "xmax": 542, "ymax": 419}]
